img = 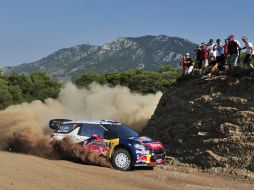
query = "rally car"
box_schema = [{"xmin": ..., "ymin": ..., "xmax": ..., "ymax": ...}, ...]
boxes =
[{"xmin": 49, "ymin": 119, "xmax": 166, "ymax": 171}]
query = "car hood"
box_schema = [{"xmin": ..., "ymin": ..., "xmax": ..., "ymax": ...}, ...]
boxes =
[{"xmin": 128, "ymin": 136, "xmax": 164, "ymax": 150}]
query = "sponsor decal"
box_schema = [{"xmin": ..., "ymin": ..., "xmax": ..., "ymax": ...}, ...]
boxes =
[
  {"xmin": 136, "ymin": 150, "xmax": 149, "ymax": 154},
  {"xmin": 137, "ymin": 137, "xmax": 152, "ymax": 142},
  {"xmin": 145, "ymin": 142, "xmax": 163, "ymax": 150},
  {"xmin": 87, "ymin": 143, "xmax": 110, "ymax": 155},
  {"xmin": 136, "ymin": 155, "xmax": 147, "ymax": 163},
  {"xmin": 85, "ymin": 139, "xmax": 111, "ymax": 155}
]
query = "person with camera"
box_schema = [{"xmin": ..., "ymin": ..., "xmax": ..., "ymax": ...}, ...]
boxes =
[{"xmin": 241, "ymin": 36, "xmax": 254, "ymax": 69}]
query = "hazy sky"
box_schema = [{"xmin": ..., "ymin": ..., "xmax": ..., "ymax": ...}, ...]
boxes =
[{"xmin": 0, "ymin": 0, "xmax": 253, "ymax": 66}]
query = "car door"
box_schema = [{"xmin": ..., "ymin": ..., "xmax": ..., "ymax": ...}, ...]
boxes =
[{"xmin": 82, "ymin": 124, "xmax": 111, "ymax": 156}]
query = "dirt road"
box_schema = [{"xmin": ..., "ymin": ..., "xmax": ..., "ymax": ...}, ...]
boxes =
[{"xmin": 0, "ymin": 151, "xmax": 252, "ymax": 190}]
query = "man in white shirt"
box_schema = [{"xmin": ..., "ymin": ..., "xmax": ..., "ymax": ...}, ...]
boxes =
[
  {"xmin": 207, "ymin": 39, "xmax": 217, "ymax": 58},
  {"xmin": 241, "ymin": 36, "xmax": 254, "ymax": 69}
]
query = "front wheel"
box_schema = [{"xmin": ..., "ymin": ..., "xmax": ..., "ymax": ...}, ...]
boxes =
[{"xmin": 112, "ymin": 148, "xmax": 131, "ymax": 171}]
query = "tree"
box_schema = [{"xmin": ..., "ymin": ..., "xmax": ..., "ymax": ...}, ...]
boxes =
[
  {"xmin": 0, "ymin": 79, "xmax": 12, "ymax": 109},
  {"xmin": 75, "ymin": 72, "xmax": 106, "ymax": 87},
  {"xmin": 30, "ymin": 72, "xmax": 61, "ymax": 101}
]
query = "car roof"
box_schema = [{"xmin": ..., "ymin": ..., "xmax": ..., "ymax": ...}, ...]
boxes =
[{"xmin": 63, "ymin": 119, "xmax": 122, "ymax": 125}]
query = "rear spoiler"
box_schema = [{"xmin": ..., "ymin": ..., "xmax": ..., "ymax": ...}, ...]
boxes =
[{"xmin": 49, "ymin": 119, "xmax": 72, "ymax": 130}]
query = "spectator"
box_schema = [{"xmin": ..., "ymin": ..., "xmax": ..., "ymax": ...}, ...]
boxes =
[
  {"xmin": 180, "ymin": 55, "xmax": 188, "ymax": 75},
  {"xmin": 200, "ymin": 43, "xmax": 209, "ymax": 76},
  {"xmin": 207, "ymin": 39, "xmax": 217, "ymax": 58},
  {"xmin": 209, "ymin": 55, "xmax": 219, "ymax": 75},
  {"xmin": 228, "ymin": 34, "xmax": 241, "ymax": 71},
  {"xmin": 180, "ymin": 53, "xmax": 193, "ymax": 75},
  {"xmin": 241, "ymin": 36, "xmax": 254, "ymax": 69},
  {"xmin": 185, "ymin": 53, "xmax": 194, "ymax": 74},
  {"xmin": 194, "ymin": 45, "xmax": 203, "ymax": 69},
  {"xmin": 216, "ymin": 39, "xmax": 225, "ymax": 72},
  {"xmin": 200, "ymin": 56, "xmax": 219, "ymax": 79},
  {"xmin": 224, "ymin": 39, "xmax": 229, "ymax": 66}
]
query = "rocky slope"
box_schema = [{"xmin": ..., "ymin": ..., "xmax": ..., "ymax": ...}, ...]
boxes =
[
  {"xmin": 144, "ymin": 71, "xmax": 254, "ymax": 172},
  {"xmin": 4, "ymin": 35, "xmax": 196, "ymax": 80}
]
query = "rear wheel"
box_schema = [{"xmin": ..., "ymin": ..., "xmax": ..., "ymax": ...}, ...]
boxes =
[{"xmin": 112, "ymin": 148, "xmax": 131, "ymax": 171}]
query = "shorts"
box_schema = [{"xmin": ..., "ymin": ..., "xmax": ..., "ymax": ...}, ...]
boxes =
[
  {"xmin": 209, "ymin": 60, "xmax": 217, "ymax": 66},
  {"xmin": 243, "ymin": 54, "xmax": 253, "ymax": 65},
  {"xmin": 229, "ymin": 54, "xmax": 238, "ymax": 67},
  {"xmin": 183, "ymin": 67, "xmax": 189, "ymax": 75},
  {"xmin": 216, "ymin": 55, "xmax": 225, "ymax": 71},
  {"xmin": 202, "ymin": 59, "xmax": 208, "ymax": 68},
  {"xmin": 187, "ymin": 66, "xmax": 193, "ymax": 74}
]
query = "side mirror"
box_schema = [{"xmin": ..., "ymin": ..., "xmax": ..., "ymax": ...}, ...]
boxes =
[{"xmin": 91, "ymin": 134, "xmax": 100, "ymax": 140}]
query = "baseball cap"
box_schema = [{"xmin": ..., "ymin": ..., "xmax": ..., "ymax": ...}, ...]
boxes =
[
  {"xmin": 230, "ymin": 34, "xmax": 235, "ymax": 40},
  {"xmin": 242, "ymin": 36, "xmax": 248, "ymax": 41}
]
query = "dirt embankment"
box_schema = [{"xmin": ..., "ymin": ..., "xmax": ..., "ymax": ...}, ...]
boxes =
[{"xmin": 144, "ymin": 74, "xmax": 254, "ymax": 173}]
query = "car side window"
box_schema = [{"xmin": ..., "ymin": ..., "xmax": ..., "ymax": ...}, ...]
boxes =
[
  {"xmin": 79, "ymin": 124, "xmax": 107, "ymax": 138},
  {"xmin": 79, "ymin": 124, "xmax": 94, "ymax": 137},
  {"xmin": 93, "ymin": 125, "xmax": 107, "ymax": 138},
  {"xmin": 56, "ymin": 123, "xmax": 75, "ymax": 133}
]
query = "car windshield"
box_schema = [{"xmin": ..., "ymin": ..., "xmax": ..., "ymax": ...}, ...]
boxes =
[{"xmin": 102, "ymin": 124, "xmax": 139, "ymax": 138}]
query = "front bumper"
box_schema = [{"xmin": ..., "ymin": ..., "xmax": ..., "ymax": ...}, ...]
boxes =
[{"xmin": 134, "ymin": 149, "xmax": 166, "ymax": 166}]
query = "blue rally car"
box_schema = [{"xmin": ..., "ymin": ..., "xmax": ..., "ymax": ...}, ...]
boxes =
[{"xmin": 49, "ymin": 119, "xmax": 166, "ymax": 171}]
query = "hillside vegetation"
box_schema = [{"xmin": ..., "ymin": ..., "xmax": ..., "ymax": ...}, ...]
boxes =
[
  {"xmin": 74, "ymin": 66, "xmax": 180, "ymax": 94},
  {"xmin": 0, "ymin": 66, "xmax": 179, "ymax": 110}
]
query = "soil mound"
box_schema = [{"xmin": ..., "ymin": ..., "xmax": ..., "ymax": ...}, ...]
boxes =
[{"xmin": 144, "ymin": 72, "xmax": 254, "ymax": 171}]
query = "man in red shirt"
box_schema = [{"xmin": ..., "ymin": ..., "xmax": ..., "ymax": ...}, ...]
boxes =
[
  {"xmin": 224, "ymin": 38, "xmax": 229, "ymax": 66},
  {"xmin": 180, "ymin": 53, "xmax": 192, "ymax": 75},
  {"xmin": 201, "ymin": 43, "xmax": 208, "ymax": 69}
]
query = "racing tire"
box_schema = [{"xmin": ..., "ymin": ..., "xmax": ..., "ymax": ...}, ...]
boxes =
[{"xmin": 112, "ymin": 148, "xmax": 131, "ymax": 171}]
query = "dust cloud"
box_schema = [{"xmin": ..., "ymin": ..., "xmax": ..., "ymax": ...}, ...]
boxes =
[{"xmin": 0, "ymin": 83, "xmax": 162, "ymax": 166}]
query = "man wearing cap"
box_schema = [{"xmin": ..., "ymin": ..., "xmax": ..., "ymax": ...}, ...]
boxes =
[
  {"xmin": 207, "ymin": 39, "xmax": 217, "ymax": 59},
  {"xmin": 241, "ymin": 36, "xmax": 254, "ymax": 69},
  {"xmin": 228, "ymin": 34, "xmax": 241, "ymax": 71}
]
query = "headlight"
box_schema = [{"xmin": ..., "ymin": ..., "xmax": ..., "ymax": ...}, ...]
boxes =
[{"xmin": 133, "ymin": 143, "xmax": 146, "ymax": 151}]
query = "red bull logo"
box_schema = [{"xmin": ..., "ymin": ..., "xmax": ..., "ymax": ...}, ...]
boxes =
[{"xmin": 137, "ymin": 155, "xmax": 147, "ymax": 163}]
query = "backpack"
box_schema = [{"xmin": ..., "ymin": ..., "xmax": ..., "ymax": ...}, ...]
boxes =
[{"xmin": 229, "ymin": 40, "xmax": 238, "ymax": 54}]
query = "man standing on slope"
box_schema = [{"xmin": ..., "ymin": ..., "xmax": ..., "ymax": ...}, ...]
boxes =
[
  {"xmin": 216, "ymin": 39, "xmax": 225, "ymax": 72},
  {"xmin": 201, "ymin": 43, "xmax": 209, "ymax": 69},
  {"xmin": 241, "ymin": 36, "xmax": 254, "ymax": 69},
  {"xmin": 207, "ymin": 39, "xmax": 217, "ymax": 59},
  {"xmin": 180, "ymin": 53, "xmax": 193, "ymax": 75},
  {"xmin": 228, "ymin": 34, "xmax": 241, "ymax": 72}
]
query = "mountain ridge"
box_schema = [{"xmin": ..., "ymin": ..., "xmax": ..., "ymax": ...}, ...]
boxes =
[{"xmin": 4, "ymin": 35, "xmax": 196, "ymax": 79}]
